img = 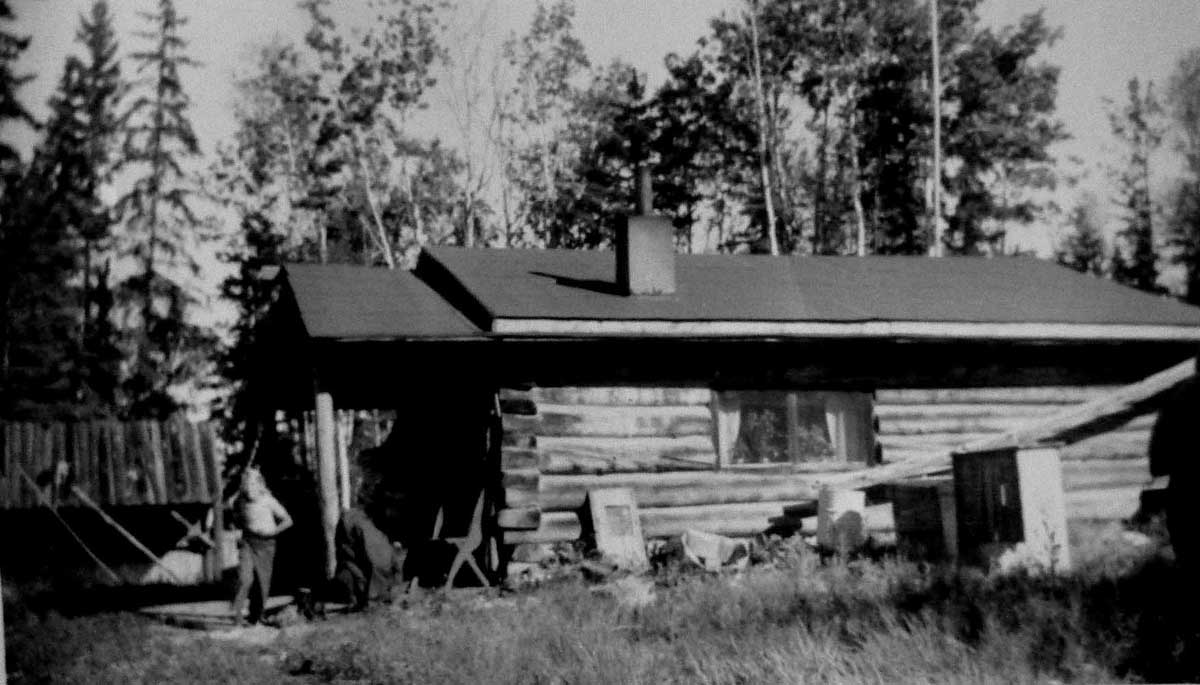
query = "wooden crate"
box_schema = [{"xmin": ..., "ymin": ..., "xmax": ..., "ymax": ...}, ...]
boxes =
[{"xmin": 953, "ymin": 447, "xmax": 1070, "ymax": 571}]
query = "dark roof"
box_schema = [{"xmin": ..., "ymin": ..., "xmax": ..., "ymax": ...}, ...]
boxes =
[
  {"xmin": 421, "ymin": 246, "xmax": 1200, "ymax": 329},
  {"xmin": 281, "ymin": 263, "xmax": 481, "ymax": 340}
]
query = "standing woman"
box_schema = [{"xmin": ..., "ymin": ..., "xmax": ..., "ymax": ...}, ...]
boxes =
[{"xmin": 231, "ymin": 467, "xmax": 293, "ymax": 625}]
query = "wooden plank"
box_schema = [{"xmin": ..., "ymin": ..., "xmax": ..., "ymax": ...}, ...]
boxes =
[
  {"xmin": 149, "ymin": 421, "xmax": 168, "ymax": 503},
  {"xmin": 587, "ymin": 488, "xmax": 648, "ymax": 570},
  {"xmin": 99, "ymin": 422, "xmax": 115, "ymax": 505},
  {"xmin": 23, "ymin": 423, "xmax": 37, "ymax": 507},
  {"xmin": 496, "ymin": 506, "xmax": 542, "ymax": 530},
  {"xmin": 111, "ymin": 422, "xmax": 127, "ymax": 505},
  {"xmin": 2, "ymin": 423, "xmax": 14, "ymax": 508},
  {"xmin": 190, "ymin": 421, "xmax": 209, "ymax": 501},
  {"xmin": 965, "ymin": 358, "xmax": 1194, "ymax": 451},
  {"xmin": 530, "ymin": 387, "xmax": 712, "ymax": 407}
]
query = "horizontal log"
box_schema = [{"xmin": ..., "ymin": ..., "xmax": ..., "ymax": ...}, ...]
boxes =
[
  {"xmin": 1061, "ymin": 458, "xmax": 1150, "ymax": 492},
  {"xmin": 501, "ymin": 430, "xmax": 536, "ymax": 449},
  {"xmin": 1060, "ymin": 433, "xmax": 1149, "ymax": 461},
  {"xmin": 504, "ymin": 486, "xmax": 540, "ymax": 508},
  {"xmin": 964, "ymin": 358, "xmax": 1193, "ymax": 451},
  {"xmin": 499, "ymin": 397, "xmax": 538, "ymax": 416},
  {"xmin": 497, "ymin": 506, "xmax": 542, "ymax": 530},
  {"xmin": 538, "ymin": 435, "xmax": 716, "ymax": 460},
  {"xmin": 874, "ymin": 403, "xmax": 1087, "ymax": 420},
  {"xmin": 1065, "ymin": 486, "xmax": 1142, "ymax": 520},
  {"xmin": 530, "ymin": 387, "xmax": 712, "ymax": 407},
  {"xmin": 502, "ymin": 468, "xmax": 540, "ymax": 490},
  {"xmin": 537, "ymin": 471, "xmax": 828, "ymax": 512},
  {"xmin": 879, "ymin": 413, "xmax": 1156, "ymax": 437},
  {"xmin": 877, "ymin": 387, "xmax": 1119, "ymax": 405},
  {"xmin": 501, "ymin": 448, "xmax": 539, "ymax": 471},
  {"xmin": 540, "ymin": 452, "xmax": 713, "ymax": 475},
  {"xmin": 504, "ymin": 500, "xmax": 804, "ymax": 544},
  {"xmin": 537, "ymin": 435, "xmax": 717, "ymax": 474},
  {"xmin": 509, "ymin": 404, "xmax": 713, "ymax": 439},
  {"xmin": 799, "ymin": 503, "xmax": 896, "ymax": 536},
  {"xmin": 504, "ymin": 512, "xmax": 582, "ymax": 544},
  {"xmin": 879, "ymin": 433, "xmax": 998, "ymax": 451}
]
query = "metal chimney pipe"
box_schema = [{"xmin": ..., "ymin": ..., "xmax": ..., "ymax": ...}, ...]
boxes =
[{"xmin": 639, "ymin": 165, "xmax": 653, "ymax": 215}]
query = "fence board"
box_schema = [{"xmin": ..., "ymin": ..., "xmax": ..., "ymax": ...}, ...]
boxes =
[
  {"xmin": 149, "ymin": 421, "xmax": 166, "ymax": 503},
  {"xmin": 0, "ymin": 417, "xmax": 223, "ymax": 509},
  {"xmin": 111, "ymin": 422, "xmax": 127, "ymax": 504}
]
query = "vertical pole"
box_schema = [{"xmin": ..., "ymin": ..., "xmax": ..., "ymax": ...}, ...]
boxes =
[
  {"xmin": 209, "ymin": 426, "xmax": 226, "ymax": 584},
  {"xmin": 315, "ymin": 392, "xmax": 338, "ymax": 578},
  {"xmin": 929, "ymin": 0, "xmax": 943, "ymax": 257},
  {"xmin": 1, "ymin": 567, "xmax": 6, "ymax": 685},
  {"xmin": 336, "ymin": 412, "xmax": 351, "ymax": 512}
]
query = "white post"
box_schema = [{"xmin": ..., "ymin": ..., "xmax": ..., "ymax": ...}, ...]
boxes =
[
  {"xmin": 315, "ymin": 392, "xmax": 339, "ymax": 578},
  {"xmin": 337, "ymin": 412, "xmax": 352, "ymax": 513}
]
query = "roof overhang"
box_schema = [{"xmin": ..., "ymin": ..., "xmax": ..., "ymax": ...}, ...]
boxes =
[{"xmin": 490, "ymin": 318, "xmax": 1200, "ymax": 342}]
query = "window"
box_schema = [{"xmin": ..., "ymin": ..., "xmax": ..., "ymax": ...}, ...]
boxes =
[{"xmin": 713, "ymin": 391, "xmax": 875, "ymax": 466}]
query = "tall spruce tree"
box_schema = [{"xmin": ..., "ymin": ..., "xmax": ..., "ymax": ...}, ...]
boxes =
[
  {"xmin": 17, "ymin": 1, "xmax": 126, "ymax": 413},
  {"xmin": 1107, "ymin": 77, "xmax": 1164, "ymax": 293},
  {"xmin": 1055, "ymin": 194, "xmax": 1107, "ymax": 276},
  {"xmin": 1165, "ymin": 48, "xmax": 1200, "ymax": 304},
  {"xmin": 73, "ymin": 1, "xmax": 124, "ymax": 408},
  {"xmin": 115, "ymin": 0, "xmax": 213, "ymax": 417},
  {"xmin": 0, "ymin": 0, "xmax": 53, "ymax": 417}
]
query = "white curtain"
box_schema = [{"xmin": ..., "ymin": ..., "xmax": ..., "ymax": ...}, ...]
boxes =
[{"xmin": 711, "ymin": 392, "xmax": 742, "ymax": 465}]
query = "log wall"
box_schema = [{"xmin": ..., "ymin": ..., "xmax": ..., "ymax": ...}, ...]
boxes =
[
  {"xmin": 0, "ymin": 417, "xmax": 222, "ymax": 509},
  {"xmin": 497, "ymin": 384, "xmax": 1159, "ymax": 544},
  {"xmin": 875, "ymin": 385, "xmax": 1153, "ymax": 461},
  {"xmin": 497, "ymin": 386, "xmax": 857, "ymax": 544}
]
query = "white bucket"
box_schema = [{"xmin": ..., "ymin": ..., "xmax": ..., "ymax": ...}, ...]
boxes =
[{"xmin": 817, "ymin": 487, "xmax": 866, "ymax": 552}]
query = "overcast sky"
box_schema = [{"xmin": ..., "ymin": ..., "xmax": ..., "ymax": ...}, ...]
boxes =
[{"xmin": 5, "ymin": 0, "xmax": 1200, "ymax": 255}]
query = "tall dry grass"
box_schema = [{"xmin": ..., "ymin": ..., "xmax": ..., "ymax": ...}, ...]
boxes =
[{"xmin": 6, "ymin": 521, "xmax": 1199, "ymax": 684}]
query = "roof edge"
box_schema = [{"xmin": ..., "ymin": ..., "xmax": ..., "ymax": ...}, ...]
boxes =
[{"xmin": 490, "ymin": 317, "xmax": 1200, "ymax": 342}]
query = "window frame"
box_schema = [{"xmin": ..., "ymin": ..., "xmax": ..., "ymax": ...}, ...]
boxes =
[{"xmin": 711, "ymin": 389, "xmax": 876, "ymax": 470}]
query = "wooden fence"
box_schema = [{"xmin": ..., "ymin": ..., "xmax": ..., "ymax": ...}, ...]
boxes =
[{"xmin": 0, "ymin": 417, "xmax": 222, "ymax": 509}]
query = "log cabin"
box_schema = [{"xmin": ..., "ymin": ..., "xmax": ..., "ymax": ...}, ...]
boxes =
[{"xmin": 252, "ymin": 215, "xmax": 1200, "ymax": 581}]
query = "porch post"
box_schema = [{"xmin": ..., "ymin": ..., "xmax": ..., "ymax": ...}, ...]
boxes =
[{"xmin": 315, "ymin": 391, "xmax": 339, "ymax": 578}]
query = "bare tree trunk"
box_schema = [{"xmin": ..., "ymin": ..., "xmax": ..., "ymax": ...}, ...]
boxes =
[
  {"xmin": 845, "ymin": 88, "xmax": 868, "ymax": 257},
  {"xmin": 352, "ymin": 129, "xmax": 396, "ymax": 269},
  {"xmin": 748, "ymin": 1, "xmax": 779, "ymax": 256}
]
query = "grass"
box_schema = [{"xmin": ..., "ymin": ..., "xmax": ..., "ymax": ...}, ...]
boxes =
[{"xmin": 7, "ymin": 520, "xmax": 1200, "ymax": 684}]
